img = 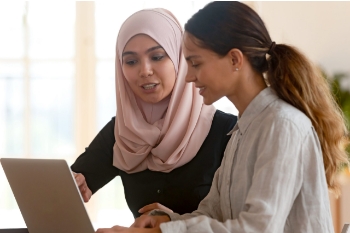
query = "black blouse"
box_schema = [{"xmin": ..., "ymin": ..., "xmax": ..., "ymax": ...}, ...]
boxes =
[{"xmin": 71, "ymin": 110, "xmax": 237, "ymax": 218}]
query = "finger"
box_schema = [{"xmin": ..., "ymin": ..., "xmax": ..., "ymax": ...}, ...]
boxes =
[
  {"xmin": 141, "ymin": 210, "xmax": 152, "ymax": 216},
  {"xmin": 96, "ymin": 226, "xmax": 126, "ymax": 233},
  {"xmin": 78, "ymin": 180, "xmax": 87, "ymax": 192},
  {"xmin": 112, "ymin": 225, "xmax": 127, "ymax": 230},
  {"xmin": 131, "ymin": 216, "xmax": 152, "ymax": 228},
  {"xmin": 138, "ymin": 203, "xmax": 159, "ymax": 213},
  {"xmin": 74, "ymin": 174, "xmax": 91, "ymax": 202},
  {"xmin": 79, "ymin": 182, "xmax": 91, "ymax": 202},
  {"xmin": 96, "ymin": 228, "xmax": 115, "ymax": 233},
  {"xmin": 76, "ymin": 175, "xmax": 90, "ymax": 195},
  {"xmin": 82, "ymin": 187, "xmax": 92, "ymax": 202},
  {"xmin": 74, "ymin": 173, "xmax": 85, "ymax": 186},
  {"xmin": 139, "ymin": 203, "xmax": 173, "ymax": 214}
]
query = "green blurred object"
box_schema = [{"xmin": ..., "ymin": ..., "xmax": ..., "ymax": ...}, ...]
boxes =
[
  {"xmin": 323, "ymin": 70, "xmax": 350, "ymax": 168},
  {"xmin": 328, "ymin": 72, "xmax": 350, "ymax": 125}
]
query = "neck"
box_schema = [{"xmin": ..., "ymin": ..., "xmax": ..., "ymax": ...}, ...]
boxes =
[{"xmin": 227, "ymin": 70, "xmax": 267, "ymax": 116}]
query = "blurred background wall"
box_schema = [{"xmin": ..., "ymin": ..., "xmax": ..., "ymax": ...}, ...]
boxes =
[{"xmin": 0, "ymin": 1, "xmax": 349, "ymax": 231}]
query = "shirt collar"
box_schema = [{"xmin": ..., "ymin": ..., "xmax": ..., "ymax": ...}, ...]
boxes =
[
  {"xmin": 227, "ymin": 87, "xmax": 279, "ymax": 135},
  {"xmin": 227, "ymin": 116, "xmax": 240, "ymax": 135}
]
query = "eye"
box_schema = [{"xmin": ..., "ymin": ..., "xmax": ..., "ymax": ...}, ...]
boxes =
[
  {"xmin": 124, "ymin": 59, "xmax": 137, "ymax": 65},
  {"xmin": 152, "ymin": 55, "xmax": 164, "ymax": 61},
  {"xmin": 191, "ymin": 61, "xmax": 200, "ymax": 68}
]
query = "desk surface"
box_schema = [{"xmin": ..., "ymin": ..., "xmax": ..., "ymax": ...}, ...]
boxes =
[{"xmin": 0, "ymin": 229, "xmax": 29, "ymax": 233}]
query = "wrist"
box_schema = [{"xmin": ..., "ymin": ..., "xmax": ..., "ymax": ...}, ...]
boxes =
[
  {"xmin": 149, "ymin": 209, "xmax": 171, "ymax": 219},
  {"xmin": 159, "ymin": 215, "xmax": 170, "ymax": 222},
  {"xmin": 153, "ymin": 227, "xmax": 162, "ymax": 233}
]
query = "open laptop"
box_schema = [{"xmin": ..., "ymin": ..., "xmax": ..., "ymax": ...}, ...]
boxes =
[{"xmin": 0, "ymin": 158, "xmax": 95, "ymax": 233}]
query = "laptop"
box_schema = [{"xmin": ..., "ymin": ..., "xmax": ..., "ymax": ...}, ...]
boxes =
[{"xmin": 0, "ymin": 158, "xmax": 95, "ymax": 233}]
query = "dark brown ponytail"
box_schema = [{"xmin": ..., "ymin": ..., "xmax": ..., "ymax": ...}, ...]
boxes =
[{"xmin": 267, "ymin": 44, "xmax": 349, "ymax": 194}]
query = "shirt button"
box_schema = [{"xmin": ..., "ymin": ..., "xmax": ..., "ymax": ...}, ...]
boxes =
[{"xmin": 157, "ymin": 189, "xmax": 162, "ymax": 194}]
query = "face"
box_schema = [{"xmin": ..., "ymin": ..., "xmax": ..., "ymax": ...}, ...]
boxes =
[
  {"xmin": 183, "ymin": 32, "xmax": 237, "ymax": 105},
  {"xmin": 122, "ymin": 34, "xmax": 176, "ymax": 104}
]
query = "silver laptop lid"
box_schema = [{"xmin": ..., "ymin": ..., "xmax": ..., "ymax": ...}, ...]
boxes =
[{"xmin": 0, "ymin": 158, "xmax": 95, "ymax": 233}]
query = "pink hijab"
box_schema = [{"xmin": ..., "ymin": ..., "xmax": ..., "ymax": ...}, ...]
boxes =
[{"xmin": 113, "ymin": 8, "xmax": 216, "ymax": 173}]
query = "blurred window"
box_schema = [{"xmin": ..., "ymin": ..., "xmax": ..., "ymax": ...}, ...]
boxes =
[{"xmin": 0, "ymin": 1, "xmax": 236, "ymax": 229}]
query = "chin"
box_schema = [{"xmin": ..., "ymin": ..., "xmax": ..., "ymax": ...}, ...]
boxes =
[
  {"xmin": 203, "ymin": 98, "xmax": 214, "ymax": 105},
  {"xmin": 140, "ymin": 95, "xmax": 162, "ymax": 104},
  {"xmin": 203, "ymin": 95, "xmax": 223, "ymax": 105},
  {"xmin": 144, "ymin": 99, "xmax": 161, "ymax": 104}
]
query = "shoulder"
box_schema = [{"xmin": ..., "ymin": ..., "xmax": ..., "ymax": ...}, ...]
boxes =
[
  {"xmin": 95, "ymin": 117, "xmax": 116, "ymax": 141},
  {"xmin": 204, "ymin": 110, "xmax": 237, "ymax": 142},
  {"xmin": 212, "ymin": 110, "xmax": 238, "ymax": 130},
  {"xmin": 111, "ymin": 116, "xmax": 116, "ymax": 124},
  {"xmin": 105, "ymin": 116, "xmax": 116, "ymax": 131},
  {"xmin": 261, "ymin": 99, "xmax": 312, "ymax": 138}
]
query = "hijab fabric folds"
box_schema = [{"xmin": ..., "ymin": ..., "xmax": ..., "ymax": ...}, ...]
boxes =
[{"xmin": 113, "ymin": 8, "xmax": 216, "ymax": 173}]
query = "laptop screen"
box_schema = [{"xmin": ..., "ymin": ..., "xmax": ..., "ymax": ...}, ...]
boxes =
[{"xmin": 1, "ymin": 158, "xmax": 95, "ymax": 233}]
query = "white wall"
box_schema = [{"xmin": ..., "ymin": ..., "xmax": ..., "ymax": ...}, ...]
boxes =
[{"xmin": 252, "ymin": 2, "xmax": 350, "ymax": 77}]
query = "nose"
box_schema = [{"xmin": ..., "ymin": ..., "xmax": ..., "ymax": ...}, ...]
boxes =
[
  {"xmin": 139, "ymin": 60, "xmax": 153, "ymax": 78},
  {"xmin": 185, "ymin": 69, "xmax": 196, "ymax": 83}
]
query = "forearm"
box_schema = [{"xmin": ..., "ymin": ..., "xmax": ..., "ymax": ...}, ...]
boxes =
[
  {"xmin": 160, "ymin": 215, "xmax": 232, "ymax": 233},
  {"xmin": 152, "ymin": 167, "xmax": 223, "ymax": 222},
  {"xmin": 71, "ymin": 117, "xmax": 119, "ymax": 193}
]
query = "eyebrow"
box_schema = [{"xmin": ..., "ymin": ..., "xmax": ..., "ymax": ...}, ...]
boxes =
[
  {"xmin": 122, "ymin": 45, "xmax": 164, "ymax": 57},
  {"xmin": 185, "ymin": 55, "xmax": 201, "ymax": 61}
]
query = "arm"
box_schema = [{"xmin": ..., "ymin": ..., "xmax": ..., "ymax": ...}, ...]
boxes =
[
  {"xmin": 132, "ymin": 135, "xmax": 230, "ymax": 227},
  {"xmin": 136, "ymin": 112, "xmax": 237, "ymax": 223},
  {"xmin": 160, "ymin": 119, "xmax": 307, "ymax": 233},
  {"xmin": 165, "ymin": 111, "xmax": 236, "ymax": 220},
  {"xmin": 132, "ymin": 111, "xmax": 237, "ymax": 217},
  {"xmin": 71, "ymin": 117, "xmax": 119, "ymax": 194},
  {"xmin": 131, "ymin": 160, "xmax": 226, "ymax": 228}
]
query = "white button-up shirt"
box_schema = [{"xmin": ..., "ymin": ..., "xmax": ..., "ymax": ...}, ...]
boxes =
[{"xmin": 160, "ymin": 87, "xmax": 334, "ymax": 233}]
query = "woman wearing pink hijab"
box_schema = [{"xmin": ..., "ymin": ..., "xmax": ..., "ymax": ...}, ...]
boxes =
[{"xmin": 71, "ymin": 8, "xmax": 236, "ymax": 218}]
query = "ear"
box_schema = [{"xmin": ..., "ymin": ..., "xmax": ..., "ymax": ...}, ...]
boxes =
[{"xmin": 227, "ymin": 48, "xmax": 243, "ymax": 71}]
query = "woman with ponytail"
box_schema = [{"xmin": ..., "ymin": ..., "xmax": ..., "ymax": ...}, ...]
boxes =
[{"xmin": 97, "ymin": 2, "xmax": 349, "ymax": 233}]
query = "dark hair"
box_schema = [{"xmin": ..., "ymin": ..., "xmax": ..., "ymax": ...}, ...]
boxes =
[
  {"xmin": 185, "ymin": 1, "xmax": 349, "ymax": 194},
  {"xmin": 185, "ymin": 1, "xmax": 271, "ymax": 73}
]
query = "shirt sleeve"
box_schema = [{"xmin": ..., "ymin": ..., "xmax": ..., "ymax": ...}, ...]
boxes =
[
  {"xmin": 161, "ymin": 118, "xmax": 310, "ymax": 233},
  {"xmin": 70, "ymin": 117, "xmax": 119, "ymax": 194},
  {"xmin": 160, "ymin": 215, "xmax": 237, "ymax": 233}
]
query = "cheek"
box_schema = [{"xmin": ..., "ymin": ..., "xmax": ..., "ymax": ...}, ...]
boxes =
[
  {"xmin": 122, "ymin": 66, "xmax": 138, "ymax": 85},
  {"xmin": 210, "ymin": 62, "xmax": 231, "ymax": 89},
  {"xmin": 159, "ymin": 61, "xmax": 176, "ymax": 91},
  {"xmin": 197, "ymin": 67, "xmax": 212, "ymax": 85}
]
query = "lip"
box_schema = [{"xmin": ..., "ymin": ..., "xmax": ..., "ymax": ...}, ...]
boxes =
[
  {"xmin": 140, "ymin": 83, "xmax": 159, "ymax": 93},
  {"xmin": 140, "ymin": 82, "xmax": 159, "ymax": 87},
  {"xmin": 196, "ymin": 86, "xmax": 206, "ymax": 95}
]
